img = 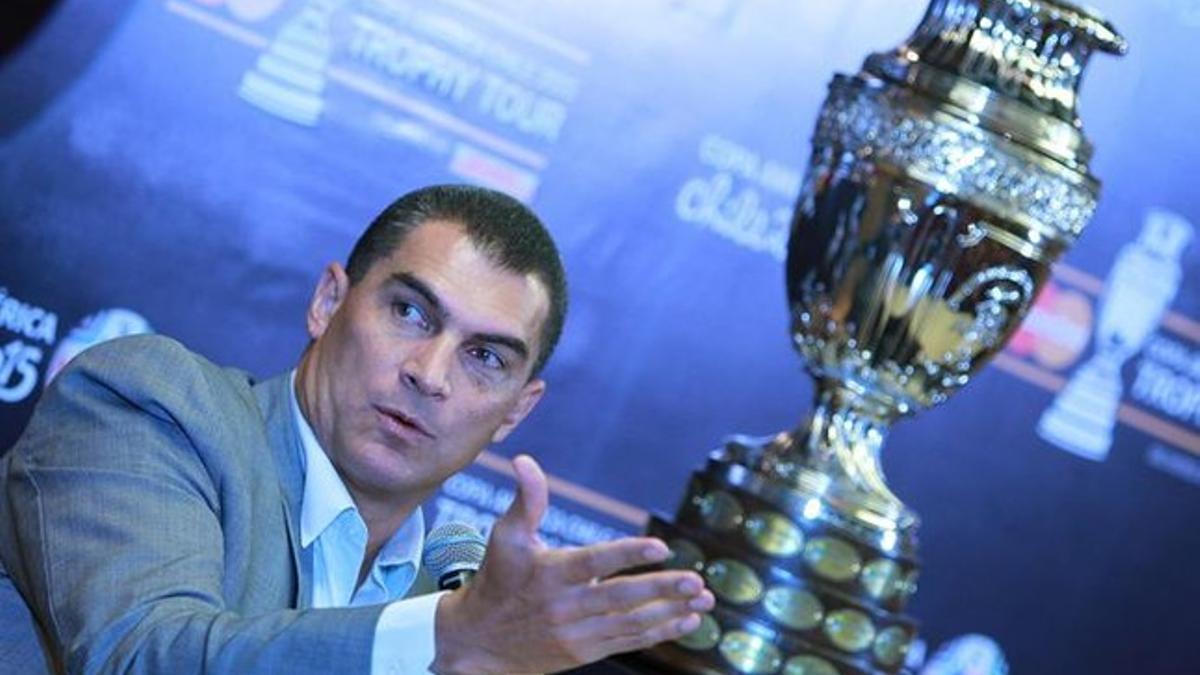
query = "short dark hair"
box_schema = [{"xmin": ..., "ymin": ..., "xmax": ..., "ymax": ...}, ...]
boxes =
[{"xmin": 346, "ymin": 184, "xmax": 567, "ymax": 376}]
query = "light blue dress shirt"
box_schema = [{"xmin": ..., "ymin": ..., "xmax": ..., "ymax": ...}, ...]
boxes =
[{"xmin": 289, "ymin": 373, "xmax": 444, "ymax": 674}]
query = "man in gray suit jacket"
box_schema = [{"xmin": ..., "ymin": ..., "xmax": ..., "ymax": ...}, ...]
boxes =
[{"xmin": 0, "ymin": 185, "xmax": 713, "ymax": 673}]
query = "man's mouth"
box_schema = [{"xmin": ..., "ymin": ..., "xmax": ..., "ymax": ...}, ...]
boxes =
[{"xmin": 375, "ymin": 405, "xmax": 435, "ymax": 439}]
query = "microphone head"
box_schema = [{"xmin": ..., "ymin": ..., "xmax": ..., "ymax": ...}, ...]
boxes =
[{"xmin": 422, "ymin": 522, "xmax": 487, "ymax": 587}]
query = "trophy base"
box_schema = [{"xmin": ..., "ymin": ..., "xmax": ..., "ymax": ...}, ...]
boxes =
[{"xmin": 633, "ymin": 438, "xmax": 920, "ymax": 674}]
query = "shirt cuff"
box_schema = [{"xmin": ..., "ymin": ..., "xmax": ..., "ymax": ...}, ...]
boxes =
[{"xmin": 371, "ymin": 591, "xmax": 447, "ymax": 675}]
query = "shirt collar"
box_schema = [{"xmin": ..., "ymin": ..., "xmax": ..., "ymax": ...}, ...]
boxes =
[{"xmin": 288, "ymin": 370, "xmax": 424, "ymax": 563}]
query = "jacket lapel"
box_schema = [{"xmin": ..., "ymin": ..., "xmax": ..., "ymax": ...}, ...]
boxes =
[{"xmin": 253, "ymin": 372, "xmax": 313, "ymax": 609}]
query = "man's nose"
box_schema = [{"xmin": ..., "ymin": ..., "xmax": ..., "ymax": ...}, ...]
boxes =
[{"xmin": 401, "ymin": 336, "xmax": 453, "ymax": 399}]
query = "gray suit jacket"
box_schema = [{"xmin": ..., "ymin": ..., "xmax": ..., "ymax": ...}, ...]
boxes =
[{"xmin": 0, "ymin": 335, "xmax": 386, "ymax": 673}]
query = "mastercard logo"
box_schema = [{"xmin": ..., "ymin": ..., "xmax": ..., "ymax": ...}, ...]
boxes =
[{"xmin": 1008, "ymin": 282, "xmax": 1094, "ymax": 370}]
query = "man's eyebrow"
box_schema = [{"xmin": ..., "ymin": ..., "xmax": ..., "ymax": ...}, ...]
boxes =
[
  {"xmin": 386, "ymin": 272, "xmax": 444, "ymax": 317},
  {"xmin": 475, "ymin": 332, "xmax": 530, "ymax": 361},
  {"xmin": 386, "ymin": 272, "xmax": 531, "ymax": 361}
]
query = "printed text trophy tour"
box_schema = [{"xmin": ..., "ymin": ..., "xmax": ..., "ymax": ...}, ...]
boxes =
[{"xmin": 633, "ymin": 2, "xmax": 1125, "ymax": 673}]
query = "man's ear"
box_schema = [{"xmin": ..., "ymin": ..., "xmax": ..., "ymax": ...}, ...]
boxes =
[
  {"xmin": 307, "ymin": 263, "xmax": 350, "ymax": 340},
  {"xmin": 491, "ymin": 378, "xmax": 546, "ymax": 443}
]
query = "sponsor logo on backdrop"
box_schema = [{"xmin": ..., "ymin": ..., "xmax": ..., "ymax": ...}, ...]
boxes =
[
  {"xmin": 175, "ymin": 0, "xmax": 588, "ymax": 201},
  {"xmin": 0, "ymin": 288, "xmax": 153, "ymax": 404},
  {"xmin": 45, "ymin": 309, "xmax": 154, "ymax": 385},
  {"xmin": 1037, "ymin": 209, "xmax": 1194, "ymax": 461},
  {"xmin": 1007, "ymin": 283, "xmax": 1093, "ymax": 371},
  {"xmin": 0, "ymin": 292, "xmax": 154, "ymax": 406},
  {"xmin": 0, "ymin": 288, "xmax": 58, "ymax": 404},
  {"xmin": 675, "ymin": 133, "xmax": 800, "ymax": 260}
]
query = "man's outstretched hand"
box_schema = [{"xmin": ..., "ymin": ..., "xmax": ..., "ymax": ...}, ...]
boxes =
[{"xmin": 431, "ymin": 455, "xmax": 714, "ymax": 674}]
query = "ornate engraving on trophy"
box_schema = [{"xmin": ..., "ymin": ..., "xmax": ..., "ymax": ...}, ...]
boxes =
[
  {"xmin": 1039, "ymin": 209, "xmax": 1194, "ymax": 460},
  {"xmin": 955, "ymin": 221, "xmax": 987, "ymax": 248},
  {"xmin": 945, "ymin": 266, "xmax": 1035, "ymax": 368}
]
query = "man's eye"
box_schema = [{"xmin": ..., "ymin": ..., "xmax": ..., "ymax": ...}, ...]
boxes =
[
  {"xmin": 469, "ymin": 347, "xmax": 506, "ymax": 371},
  {"xmin": 392, "ymin": 301, "xmax": 429, "ymax": 330}
]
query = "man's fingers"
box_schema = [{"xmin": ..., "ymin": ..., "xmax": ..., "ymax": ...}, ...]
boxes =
[
  {"xmin": 595, "ymin": 612, "xmax": 702, "ymax": 659},
  {"xmin": 557, "ymin": 537, "xmax": 670, "ymax": 584},
  {"xmin": 567, "ymin": 598, "xmax": 705, "ymax": 654},
  {"xmin": 574, "ymin": 572, "xmax": 712, "ymax": 618},
  {"xmin": 500, "ymin": 454, "xmax": 549, "ymax": 536}
]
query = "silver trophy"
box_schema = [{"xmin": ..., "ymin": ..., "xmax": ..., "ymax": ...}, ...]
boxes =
[{"xmin": 630, "ymin": 2, "xmax": 1126, "ymax": 673}]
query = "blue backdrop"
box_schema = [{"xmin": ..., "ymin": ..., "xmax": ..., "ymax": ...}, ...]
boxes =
[{"xmin": 2, "ymin": 1, "xmax": 1198, "ymax": 672}]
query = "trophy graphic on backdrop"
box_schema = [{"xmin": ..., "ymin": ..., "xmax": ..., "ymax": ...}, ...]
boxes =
[
  {"xmin": 627, "ymin": 2, "xmax": 1126, "ymax": 673},
  {"xmin": 239, "ymin": 0, "xmax": 348, "ymax": 126},
  {"xmin": 1038, "ymin": 209, "xmax": 1193, "ymax": 461}
]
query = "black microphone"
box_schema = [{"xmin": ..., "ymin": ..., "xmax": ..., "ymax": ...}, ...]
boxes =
[{"xmin": 422, "ymin": 522, "xmax": 487, "ymax": 590}]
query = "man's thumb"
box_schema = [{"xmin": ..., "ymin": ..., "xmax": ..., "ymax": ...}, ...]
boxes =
[{"xmin": 504, "ymin": 454, "xmax": 548, "ymax": 535}]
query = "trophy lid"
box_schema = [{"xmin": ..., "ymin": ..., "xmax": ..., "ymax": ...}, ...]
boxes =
[{"xmin": 864, "ymin": 0, "xmax": 1126, "ymax": 170}]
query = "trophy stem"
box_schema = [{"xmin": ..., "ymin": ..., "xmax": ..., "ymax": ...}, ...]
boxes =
[{"xmin": 761, "ymin": 383, "xmax": 915, "ymax": 533}]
